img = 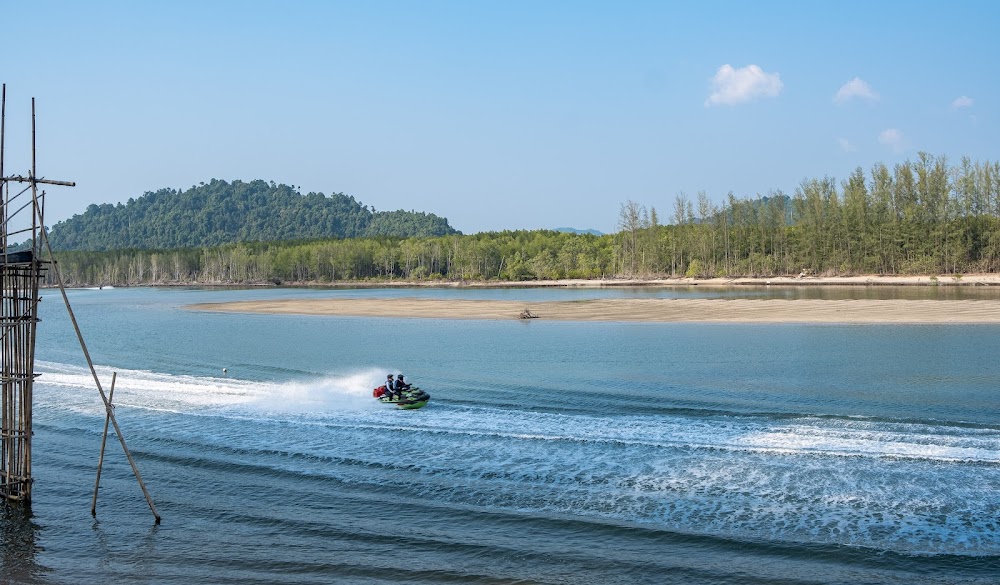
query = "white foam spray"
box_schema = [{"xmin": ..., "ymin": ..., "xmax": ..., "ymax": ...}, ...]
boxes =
[{"xmin": 35, "ymin": 361, "xmax": 393, "ymax": 418}]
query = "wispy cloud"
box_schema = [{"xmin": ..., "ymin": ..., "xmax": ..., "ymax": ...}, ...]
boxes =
[
  {"xmin": 834, "ymin": 77, "xmax": 879, "ymax": 104},
  {"xmin": 705, "ymin": 64, "xmax": 783, "ymax": 106},
  {"xmin": 951, "ymin": 95, "xmax": 974, "ymax": 109},
  {"xmin": 878, "ymin": 128, "xmax": 905, "ymax": 153},
  {"xmin": 838, "ymin": 138, "xmax": 856, "ymax": 152}
]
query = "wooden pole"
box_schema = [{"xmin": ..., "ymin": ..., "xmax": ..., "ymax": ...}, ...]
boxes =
[
  {"xmin": 37, "ymin": 218, "xmax": 161, "ymax": 523},
  {"xmin": 1, "ymin": 84, "xmax": 6, "ymax": 204},
  {"xmin": 1, "ymin": 84, "xmax": 7, "ymax": 496},
  {"xmin": 0, "ymin": 176, "xmax": 75, "ymax": 187},
  {"xmin": 24, "ymin": 101, "xmax": 38, "ymax": 498},
  {"xmin": 91, "ymin": 372, "xmax": 116, "ymax": 516},
  {"xmin": 31, "ymin": 99, "xmax": 36, "ymax": 259}
]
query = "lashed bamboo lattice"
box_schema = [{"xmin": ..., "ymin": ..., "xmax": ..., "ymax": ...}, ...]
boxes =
[
  {"xmin": 0, "ymin": 251, "xmax": 44, "ymax": 501},
  {"xmin": 0, "ymin": 85, "xmax": 51, "ymax": 501}
]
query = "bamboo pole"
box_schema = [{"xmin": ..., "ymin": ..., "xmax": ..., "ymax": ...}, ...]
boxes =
[
  {"xmin": 31, "ymin": 100, "xmax": 36, "ymax": 260},
  {"xmin": 13, "ymin": 249, "xmax": 30, "ymax": 500},
  {"xmin": 1, "ymin": 85, "xmax": 6, "ymax": 221},
  {"xmin": 25, "ymin": 106, "xmax": 37, "ymax": 498},
  {"xmin": 36, "ymin": 202, "xmax": 161, "ymax": 523},
  {"xmin": 91, "ymin": 372, "xmax": 115, "ymax": 516},
  {"xmin": 1, "ymin": 84, "xmax": 7, "ymax": 497},
  {"xmin": 0, "ymin": 176, "xmax": 75, "ymax": 187},
  {"xmin": 2, "ymin": 289, "xmax": 7, "ymax": 490},
  {"xmin": 5, "ymin": 288, "xmax": 11, "ymax": 493}
]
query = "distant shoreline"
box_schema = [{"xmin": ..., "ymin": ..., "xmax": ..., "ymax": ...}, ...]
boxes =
[
  {"xmin": 330, "ymin": 274, "xmax": 1000, "ymax": 288},
  {"xmin": 73, "ymin": 273, "xmax": 1000, "ymax": 290}
]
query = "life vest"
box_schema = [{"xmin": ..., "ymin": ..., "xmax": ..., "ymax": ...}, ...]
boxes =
[{"xmin": 373, "ymin": 385, "xmax": 387, "ymax": 398}]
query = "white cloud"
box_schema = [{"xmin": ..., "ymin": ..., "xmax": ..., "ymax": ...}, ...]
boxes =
[
  {"xmin": 838, "ymin": 137, "xmax": 856, "ymax": 152},
  {"xmin": 878, "ymin": 128, "xmax": 905, "ymax": 153},
  {"xmin": 951, "ymin": 95, "xmax": 974, "ymax": 108},
  {"xmin": 705, "ymin": 64, "xmax": 783, "ymax": 106},
  {"xmin": 834, "ymin": 77, "xmax": 879, "ymax": 104}
]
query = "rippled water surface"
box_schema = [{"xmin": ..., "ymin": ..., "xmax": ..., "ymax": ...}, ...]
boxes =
[{"xmin": 2, "ymin": 286, "xmax": 998, "ymax": 584}]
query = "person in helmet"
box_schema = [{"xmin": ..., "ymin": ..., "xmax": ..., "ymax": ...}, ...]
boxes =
[
  {"xmin": 384, "ymin": 374, "xmax": 397, "ymax": 399},
  {"xmin": 395, "ymin": 374, "xmax": 411, "ymax": 394}
]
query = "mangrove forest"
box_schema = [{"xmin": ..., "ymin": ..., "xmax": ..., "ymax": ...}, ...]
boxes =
[{"xmin": 43, "ymin": 153, "xmax": 1000, "ymax": 286}]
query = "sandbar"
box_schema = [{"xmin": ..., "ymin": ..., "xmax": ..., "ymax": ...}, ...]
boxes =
[
  {"xmin": 263, "ymin": 274, "xmax": 1000, "ymax": 288},
  {"xmin": 187, "ymin": 297, "xmax": 1000, "ymax": 323}
]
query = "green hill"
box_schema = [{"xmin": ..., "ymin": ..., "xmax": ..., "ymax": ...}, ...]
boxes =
[{"xmin": 45, "ymin": 179, "xmax": 459, "ymax": 251}]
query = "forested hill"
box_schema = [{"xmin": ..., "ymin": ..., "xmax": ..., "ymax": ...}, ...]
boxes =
[{"xmin": 45, "ymin": 179, "xmax": 459, "ymax": 251}]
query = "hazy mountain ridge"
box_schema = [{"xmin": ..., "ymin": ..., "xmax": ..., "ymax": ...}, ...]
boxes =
[{"xmin": 554, "ymin": 227, "xmax": 604, "ymax": 236}]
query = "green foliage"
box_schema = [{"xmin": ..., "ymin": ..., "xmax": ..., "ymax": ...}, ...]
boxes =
[
  {"xmin": 48, "ymin": 229, "xmax": 617, "ymax": 286},
  {"xmin": 45, "ymin": 179, "xmax": 459, "ymax": 251},
  {"xmin": 610, "ymin": 153, "xmax": 1000, "ymax": 279},
  {"xmin": 40, "ymin": 152, "xmax": 1000, "ymax": 286}
]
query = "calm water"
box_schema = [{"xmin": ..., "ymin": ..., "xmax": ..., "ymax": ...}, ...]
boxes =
[{"xmin": 1, "ymin": 286, "xmax": 998, "ymax": 584}]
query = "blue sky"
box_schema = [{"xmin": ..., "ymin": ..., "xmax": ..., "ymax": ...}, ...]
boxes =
[{"xmin": 1, "ymin": 0, "xmax": 997, "ymax": 234}]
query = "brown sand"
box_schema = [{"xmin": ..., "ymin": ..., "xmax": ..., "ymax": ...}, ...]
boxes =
[
  {"xmin": 186, "ymin": 297, "xmax": 1000, "ymax": 323},
  {"xmin": 246, "ymin": 274, "xmax": 1000, "ymax": 288}
]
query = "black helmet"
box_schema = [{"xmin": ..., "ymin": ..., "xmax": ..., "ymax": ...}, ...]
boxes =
[
  {"xmin": 398, "ymin": 374, "xmax": 405, "ymax": 379},
  {"xmin": 387, "ymin": 374, "xmax": 394, "ymax": 379}
]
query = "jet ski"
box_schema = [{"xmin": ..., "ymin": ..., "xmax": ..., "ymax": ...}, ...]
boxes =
[{"xmin": 373, "ymin": 385, "xmax": 430, "ymax": 409}]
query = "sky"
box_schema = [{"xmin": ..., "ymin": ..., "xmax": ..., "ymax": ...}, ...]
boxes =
[{"xmin": 1, "ymin": 0, "xmax": 997, "ymax": 234}]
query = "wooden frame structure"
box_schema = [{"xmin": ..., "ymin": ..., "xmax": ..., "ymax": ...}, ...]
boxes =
[
  {"xmin": 0, "ymin": 249, "xmax": 43, "ymax": 501},
  {"xmin": 0, "ymin": 86, "xmax": 62, "ymax": 502}
]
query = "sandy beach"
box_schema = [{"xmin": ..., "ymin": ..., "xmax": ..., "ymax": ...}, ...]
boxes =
[
  {"xmin": 187, "ymin": 295, "xmax": 1000, "ymax": 324},
  {"xmin": 185, "ymin": 274, "xmax": 1000, "ymax": 323},
  {"xmin": 258, "ymin": 274, "xmax": 1000, "ymax": 289}
]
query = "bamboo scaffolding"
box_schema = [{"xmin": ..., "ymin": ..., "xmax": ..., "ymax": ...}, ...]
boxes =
[
  {"xmin": 0, "ymin": 87, "xmax": 47, "ymax": 503},
  {"xmin": 0, "ymin": 241, "xmax": 41, "ymax": 502}
]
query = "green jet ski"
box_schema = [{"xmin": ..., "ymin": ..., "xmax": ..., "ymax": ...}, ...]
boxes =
[{"xmin": 373, "ymin": 385, "xmax": 430, "ymax": 409}]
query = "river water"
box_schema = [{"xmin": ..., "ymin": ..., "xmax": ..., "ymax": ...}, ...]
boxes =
[{"xmin": 2, "ymin": 286, "xmax": 998, "ymax": 584}]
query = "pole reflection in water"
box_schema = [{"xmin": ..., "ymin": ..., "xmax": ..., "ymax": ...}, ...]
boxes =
[{"xmin": 1, "ymin": 503, "xmax": 45, "ymax": 583}]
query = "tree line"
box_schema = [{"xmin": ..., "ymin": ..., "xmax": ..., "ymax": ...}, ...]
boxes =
[
  {"xmin": 46, "ymin": 153, "xmax": 1000, "ymax": 286},
  {"xmin": 618, "ymin": 153, "xmax": 1000, "ymax": 278},
  {"xmin": 47, "ymin": 231, "xmax": 614, "ymax": 286}
]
